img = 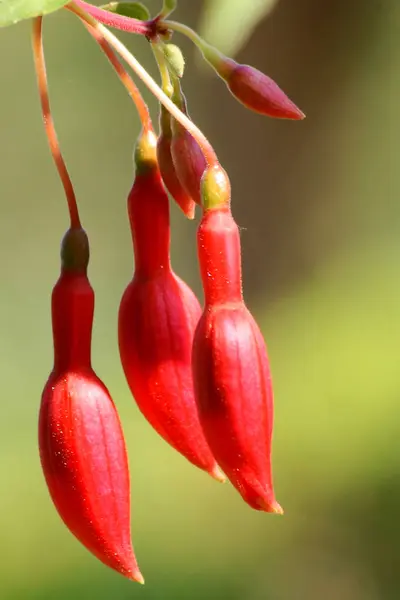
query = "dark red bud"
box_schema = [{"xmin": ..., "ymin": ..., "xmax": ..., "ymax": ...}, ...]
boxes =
[
  {"xmin": 226, "ymin": 63, "xmax": 305, "ymax": 120},
  {"xmin": 157, "ymin": 105, "xmax": 196, "ymax": 219},
  {"xmin": 169, "ymin": 83, "xmax": 206, "ymax": 206}
]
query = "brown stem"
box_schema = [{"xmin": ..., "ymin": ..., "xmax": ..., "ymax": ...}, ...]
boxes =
[{"xmin": 32, "ymin": 17, "xmax": 81, "ymax": 229}]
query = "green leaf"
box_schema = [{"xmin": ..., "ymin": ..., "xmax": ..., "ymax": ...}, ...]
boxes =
[
  {"xmin": 100, "ymin": 1, "xmax": 150, "ymax": 21},
  {"xmin": 0, "ymin": 0, "xmax": 68, "ymax": 27},
  {"xmin": 199, "ymin": 0, "xmax": 279, "ymax": 56},
  {"xmin": 160, "ymin": 0, "xmax": 177, "ymax": 17}
]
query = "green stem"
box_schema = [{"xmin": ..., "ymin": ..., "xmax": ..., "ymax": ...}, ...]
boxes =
[
  {"xmin": 151, "ymin": 42, "xmax": 173, "ymax": 98},
  {"xmin": 163, "ymin": 20, "xmax": 235, "ymax": 78}
]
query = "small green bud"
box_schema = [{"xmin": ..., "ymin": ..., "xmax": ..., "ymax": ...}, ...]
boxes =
[{"xmin": 163, "ymin": 44, "xmax": 185, "ymax": 79}]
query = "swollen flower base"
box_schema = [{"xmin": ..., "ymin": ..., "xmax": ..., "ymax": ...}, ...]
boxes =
[{"xmin": 27, "ymin": 0, "xmax": 305, "ymax": 584}]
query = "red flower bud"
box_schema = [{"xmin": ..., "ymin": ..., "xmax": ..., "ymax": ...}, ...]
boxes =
[
  {"xmin": 118, "ymin": 130, "xmax": 224, "ymax": 482},
  {"xmin": 157, "ymin": 104, "xmax": 196, "ymax": 219},
  {"xmin": 170, "ymin": 82, "xmax": 206, "ymax": 206},
  {"xmin": 192, "ymin": 168, "xmax": 282, "ymax": 512},
  {"xmin": 39, "ymin": 228, "xmax": 143, "ymax": 582},
  {"xmin": 225, "ymin": 62, "xmax": 304, "ymax": 120}
]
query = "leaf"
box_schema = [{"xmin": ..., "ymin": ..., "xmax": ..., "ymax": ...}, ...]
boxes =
[
  {"xmin": 100, "ymin": 1, "xmax": 150, "ymax": 21},
  {"xmin": 198, "ymin": 0, "xmax": 279, "ymax": 57},
  {"xmin": 0, "ymin": 0, "xmax": 68, "ymax": 27},
  {"xmin": 160, "ymin": 0, "xmax": 177, "ymax": 17}
]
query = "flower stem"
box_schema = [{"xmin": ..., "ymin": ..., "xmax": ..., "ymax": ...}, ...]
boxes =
[
  {"xmin": 163, "ymin": 20, "xmax": 234, "ymax": 78},
  {"xmin": 73, "ymin": 0, "xmax": 151, "ymax": 36},
  {"xmin": 151, "ymin": 41, "xmax": 173, "ymax": 98},
  {"xmin": 67, "ymin": 2, "xmax": 220, "ymax": 168},
  {"xmin": 83, "ymin": 22, "xmax": 152, "ymax": 131},
  {"xmin": 32, "ymin": 17, "xmax": 81, "ymax": 229}
]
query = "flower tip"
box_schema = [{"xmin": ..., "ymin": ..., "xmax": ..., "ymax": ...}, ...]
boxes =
[
  {"xmin": 298, "ymin": 109, "xmax": 306, "ymax": 120},
  {"xmin": 183, "ymin": 203, "xmax": 196, "ymax": 220},
  {"xmin": 118, "ymin": 553, "xmax": 144, "ymax": 583},
  {"xmin": 133, "ymin": 572, "xmax": 145, "ymax": 585},
  {"xmin": 257, "ymin": 498, "xmax": 284, "ymax": 514},
  {"xmin": 210, "ymin": 464, "xmax": 227, "ymax": 483},
  {"xmin": 286, "ymin": 104, "xmax": 306, "ymax": 121},
  {"xmin": 271, "ymin": 502, "xmax": 284, "ymax": 515},
  {"xmin": 126, "ymin": 567, "xmax": 145, "ymax": 584}
]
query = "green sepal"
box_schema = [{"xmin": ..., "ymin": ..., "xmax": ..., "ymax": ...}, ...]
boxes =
[{"xmin": 160, "ymin": 0, "xmax": 177, "ymax": 17}]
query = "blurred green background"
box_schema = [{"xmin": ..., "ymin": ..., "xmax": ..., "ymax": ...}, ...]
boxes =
[{"xmin": 1, "ymin": 0, "xmax": 399, "ymax": 598}]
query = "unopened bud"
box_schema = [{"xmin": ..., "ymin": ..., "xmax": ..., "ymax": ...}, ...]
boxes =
[
  {"xmin": 157, "ymin": 105, "xmax": 196, "ymax": 219},
  {"xmin": 170, "ymin": 81, "xmax": 207, "ymax": 206},
  {"xmin": 198, "ymin": 39, "xmax": 304, "ymax": 120},
  {"xmin": 225, "ymin": 62, "xmax": 305, "ymax": 120},
  {"xmin": 163, "ymin": 44, "xmax": 185, "ymax": 79}
]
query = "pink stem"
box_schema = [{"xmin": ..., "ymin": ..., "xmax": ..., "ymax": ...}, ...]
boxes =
[{"xmin": 73, "ymin": 0, "xmax": 154, "ymax": 36}]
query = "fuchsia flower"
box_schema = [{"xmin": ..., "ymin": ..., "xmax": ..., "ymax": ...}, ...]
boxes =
[
  {"xmin": 118, "ymin": 129, "xmax": 224, "ymax": 482},
  {"xmin": 192, "ymin": 166, "xmax": 283, "ymax": 513},
  {"xmin": 39, "ymin": 228, "xmax": 143, "ymax": 582},
  {"xmin": 30, "ymin": 2, "xmax": 302, "ymax": 583}
]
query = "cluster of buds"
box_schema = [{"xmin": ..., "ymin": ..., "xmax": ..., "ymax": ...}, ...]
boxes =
[{"xmin": 28, "ymin": 0, "xmax": 304, "ymax": 585}]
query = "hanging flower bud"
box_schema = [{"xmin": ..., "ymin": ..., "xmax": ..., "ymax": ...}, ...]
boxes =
[
  {"xmin": 192, "ymin": 165, "xmax": 282, "ymax": 512},
  {"xmin": 39, "ymin": 227, "xmax": 143, "ymax": 582},
  {"xmin": 118, "ymin": 128, "xmax": 224, "ymax": 482},
  {"xmin": 157, "ymin": 103, "xmax": 196, "ymax": 219},
  {"xmin": 197, "ymin": 40, "xmax": 304, "ymax": 120},
  {"xmin": 225, "ymin": 62, "xmax": 305, "ymax": 120},
  {"xmin": 170, "ymin": 80, "xmax": 207, "ymax": 206}
]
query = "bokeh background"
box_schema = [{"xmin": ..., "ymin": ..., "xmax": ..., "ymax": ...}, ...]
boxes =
[{"xmin": 1, "ymin": 0, "xmax": 399, "ymax": 598}]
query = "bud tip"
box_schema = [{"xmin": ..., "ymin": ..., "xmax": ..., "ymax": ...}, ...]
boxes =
[
  {"xmin": 126, "ymin": 563, "xmax": 145, "ymax": 584},
  {"xmin": 211, "ymin": 465, "xmax": 227, "ymax": 483},
  {"xmin": 133, "ymin": 572, "xmax": 145, "ymax": 585},
  {"xmin": 257, "ymin": 497, "xmax": 284, "ymax": 514},
  {"xmin": 271, "ymin": 502, "xmax": 284, "ymax": 515}
]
